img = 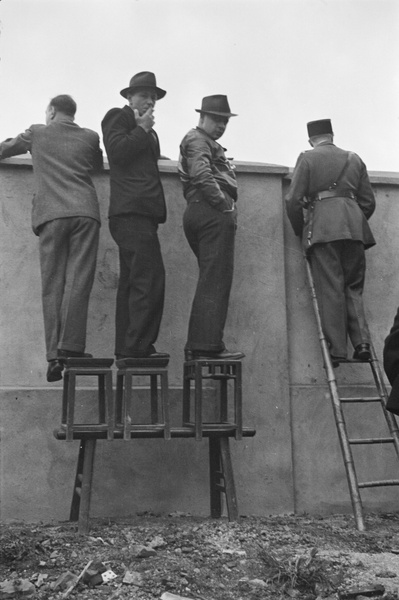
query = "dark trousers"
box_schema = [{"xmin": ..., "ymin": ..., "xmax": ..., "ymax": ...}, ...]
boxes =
[
  {"xmin": 183, "ymin": 200, "xmax": 236, "ymax": 352},
  {"xmin": 383, "ymin": 306, "xmax": 399, "ymax": 415},
  {"xmin": 39, "ymin": 217, "xmax": 99, "ymax": 361},
  {"xmin": 109, "ymin": 215, "xmax": 165, "ymax": 357},
  {"xmin": 309, "ymin": 239, "xmax": 370, "ymax": 358}
]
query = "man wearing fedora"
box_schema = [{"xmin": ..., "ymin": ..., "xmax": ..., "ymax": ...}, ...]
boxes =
[
  {"xmin": 285, "ymin": 118, "xmax": 376, "ymax": 367},
  {"xmin": 178, "ymin": 95, "xmax": 244, "ymax": 361},
  {"xmin": 102, "ymin": 72, "xmax": 169, "ymax": 359},
  {"xmin": 0, "ymin": 94, "xmax": 103, "ymax": 382}
]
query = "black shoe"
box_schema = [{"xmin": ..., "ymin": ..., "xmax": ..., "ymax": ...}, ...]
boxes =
[
  {"xmin": 116, "ymin": 352, "xmax": 170, "ymax": 360},
  {"xmin": 185, "ymin": 349, "xmax": 245, "ymax": 361},
  {"xmin": 46, "ymin": 359, "xmax": 64, "ymax": 382},
  {"xmin": 330, "ymin": 356, "xmax": 341, "ymax": 369},
  {"xmin": 58, "ymin": 350, "xmax": 93, "ymax": 358},
  {"xmin": 353, "ymin": 343, "xmax": 371, "ymax": 361}
]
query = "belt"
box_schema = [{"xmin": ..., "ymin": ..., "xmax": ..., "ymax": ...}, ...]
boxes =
[{"xmin": 312, "ymin": 190, "xmax": 356, "ymax": 201}]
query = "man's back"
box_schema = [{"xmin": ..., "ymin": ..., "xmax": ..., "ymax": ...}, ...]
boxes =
[
  {"xmin": 0, "ymin": 117, "xmax": 102, "ymax": 233},
  {"xmin": 285, "ymin": 142, "xmax": 376, "ymax": 248}
]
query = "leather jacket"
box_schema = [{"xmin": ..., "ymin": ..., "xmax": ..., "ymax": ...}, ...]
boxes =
[{"xmin": 178, "ymin": 127, "xmax": 237, "ymax": 211}]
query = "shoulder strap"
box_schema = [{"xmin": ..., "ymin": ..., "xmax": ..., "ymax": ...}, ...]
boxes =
[{"xmin": 328, "ymin": 152, "xmax": 353, "ymax": 190}]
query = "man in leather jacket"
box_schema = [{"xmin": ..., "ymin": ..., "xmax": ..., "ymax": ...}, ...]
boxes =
[
  {"xmin": 178, "ymin": 95, "xmax": 244, "ymax": 361},
  {"xmin": 285, "ymin": 118, "xmax": 376, "ymax": 366}
]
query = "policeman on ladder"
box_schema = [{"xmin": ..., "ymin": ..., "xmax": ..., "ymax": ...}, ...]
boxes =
[{"xmin": 285, "ymin": 118, "xmax": 376, "ymax": 367}]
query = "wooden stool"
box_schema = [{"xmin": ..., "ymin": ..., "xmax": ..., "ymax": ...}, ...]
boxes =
[
  {"xmin": 115, "ymin": 358, "xmax": 171, "ymax": 440},
  {"xmin": 183, "ymin": 359, "xmax": 243, "ymax": 441},
  {"xmin": 61, "ymin": 358, "xmax": 114, "ymax": 442}
]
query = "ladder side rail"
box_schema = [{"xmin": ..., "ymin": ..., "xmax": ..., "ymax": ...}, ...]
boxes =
[{"xmin": 305, "ymin": 258, "xmax": 365, "ymax": 531}]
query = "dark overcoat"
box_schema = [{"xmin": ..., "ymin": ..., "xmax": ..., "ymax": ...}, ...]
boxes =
[{"xmin": 101, "ymin": 105, "xmax": 166, "ymax": 224}]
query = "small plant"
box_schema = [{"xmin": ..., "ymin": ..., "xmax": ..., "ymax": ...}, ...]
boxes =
[{"xmin": 259, "ymin": 546, "xmax": 334, "ymax": 597}]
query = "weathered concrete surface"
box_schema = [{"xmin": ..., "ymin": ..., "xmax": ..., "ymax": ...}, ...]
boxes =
[
  {"xmin": 1, "ymin": 158, "xmax": 399, "ymax": 522},
  {"xmin": 0, "ymin": 159, "xmax": 294, "ymax": 521}
]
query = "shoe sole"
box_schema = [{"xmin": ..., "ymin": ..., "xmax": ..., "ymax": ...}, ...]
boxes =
[
  {"xmin": 47, "ymin": 363, "xmax": 64, "ymax": 382},
  {"xmin": 356, "ymin": 353, "xmax": 371, "ymax": 361}
]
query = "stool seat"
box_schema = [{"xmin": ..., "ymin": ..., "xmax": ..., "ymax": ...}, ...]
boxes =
[
  {"xmin": 60, "ymin": 357, "xmax": 114, "ymax": 368},
  {"xmin": 61, "ymin": 358, "xmax": 114, "ymax": 442},
  {"xmin": 116, "ymin": 357, "xmax": 169, "ymax": 368},
  {"xmin": 116, "ymin": 361, "xmax": 170, "ymax": 440},
  {"xmin": 183, "ymin": 358, "xmax": 243, "ymax": 441}
]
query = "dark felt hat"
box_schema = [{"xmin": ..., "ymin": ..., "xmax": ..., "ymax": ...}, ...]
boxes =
[
  {"xmin": 120, "ymin": 71, "xmax": 166, "ymax": 100},
  {"xmin": 307, "ymin": 119, "xmax": 333, "ymax": 138},
  {"xmin": 195, "ymin": 95, "xmax": 237, "ymax": 117}
]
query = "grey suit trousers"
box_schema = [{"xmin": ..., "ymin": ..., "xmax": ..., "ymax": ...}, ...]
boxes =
[{"xmin": 38, "ymin": 217, "xmax": 99, "ymax": 360}]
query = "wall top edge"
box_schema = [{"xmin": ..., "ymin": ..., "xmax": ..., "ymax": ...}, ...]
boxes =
[
  {"xmin": 284, "ymin": 167, "xmax": 399, "ymax": 186},
  {"xmin": 1, "ymin": 155, "xmax": 398, "ymax": 184},
  {"xmin": 0, "ymin": 155, "xmax": 289, "ymax": 176}
]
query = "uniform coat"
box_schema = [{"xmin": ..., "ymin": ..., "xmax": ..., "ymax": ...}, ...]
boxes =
[{"xmin": 285, "ymin": 141, "xmax": 376, "ymax": 358}]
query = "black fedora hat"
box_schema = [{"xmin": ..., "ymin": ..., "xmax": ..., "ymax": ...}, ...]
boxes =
[
  {"xmin": 307, "ymin": 119, "xmax": 333, "ymax": 138},
  {"xmin": 195, "ymin": 95, "xmax": 237, "ymax": 117},
  {"xmin": 120, "ymin": 71, "xmax": 166, "ymax": 100}
]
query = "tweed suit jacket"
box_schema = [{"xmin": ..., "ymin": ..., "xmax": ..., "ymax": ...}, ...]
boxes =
[
  {"xmin": 285, "ymin": 142, "xmax": 376, "ymax": 252},
  {"xmin": 101, "ymin": 105, "xmax": 166, "ymax": 224},
  {"xmin": 0, "ymin": 117, "xmax": 103, "ymax": 235}
]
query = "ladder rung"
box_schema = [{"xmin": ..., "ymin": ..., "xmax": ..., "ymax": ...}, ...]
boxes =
[
  {"xmin": 349, "ymin": 437, "xmax": 394, "ymax": 444},
  {"xmin": 340, "ymin": 397, "xmax": 381, "ymax": 403},
  {"xmin": 215, "ymin": 483, "xmax": 226, "ymax": 492},
  {"xmin": 359, "ymin": 479, "xmax": 399, "ymax": 488}
]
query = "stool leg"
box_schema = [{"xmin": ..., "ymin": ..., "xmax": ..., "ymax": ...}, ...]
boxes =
[
  {"xmin": 194, "ymin": 363, "xmax": 203, "ymax": 441},
  {"xmin": 209, "ymin": 437, "xmax": 222, "ymax": 518},
  {"xmin": 182, "ymin": 367, "xmax": 191, "ymax": 425},
  {"xmin": 161, "ymin": 371, "xmax": 171, "ymax": 440},
  {"xmin": 105, "ymin": 371, "xmax": 114, "ymax": 440},
  {"xmin": 220, "ymin": 376, "xmax": 228, "ymax": 424},
  {"xmin": 78, "ymin": 438, "xmax": 96, "ymax": 534},
  {"xmin": 220, "ymin": 437, "xmax": 239, "ymax": 521},
  {"xmin": 66, "ymin": 372, "xmax": 76, "ymax": 442},
  {"xmin": 62, "ymin": 371, "xmax": 69, "ymax": 425},
  {"xmin": 98, "ymin": 374, "xmax": 106, "ymax": 424},
  {"xmin": 116, "ymin": 372, "xmax": 124, "ymax": 425},
  {"xmin": 235, "ymin": 363, "xmax": 243, "ymax": 440},
  {"xmin": 123, "ymin": 372, "xmax": 132, "ymax": 440},
  {"xmin": 150, "ymin": 375, "xmax": 158, "ymax": 424}
]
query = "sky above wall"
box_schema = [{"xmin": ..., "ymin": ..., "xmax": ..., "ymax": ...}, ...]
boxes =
[{"xmin": 0, "ymin": 0, "xmax": 398, "ymax": 171}]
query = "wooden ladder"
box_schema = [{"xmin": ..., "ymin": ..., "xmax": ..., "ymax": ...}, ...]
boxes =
[{"xmin": 305, "ymin": 258, "xmax": 399, "ymax": 531}]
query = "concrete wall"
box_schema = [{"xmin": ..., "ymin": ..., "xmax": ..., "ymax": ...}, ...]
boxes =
[
  {"xmin": 283, "ymin": 171, "xmax": 399, "ymax": 514},
  {"xmin": 1, "ymin": 158, "xmax": 399, "ymax": 522}
]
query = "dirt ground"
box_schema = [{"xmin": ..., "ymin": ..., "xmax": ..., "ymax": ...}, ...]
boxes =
[{"xmin": 2, "ymin": 511, "xmax": 399, "ymax": 600}]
